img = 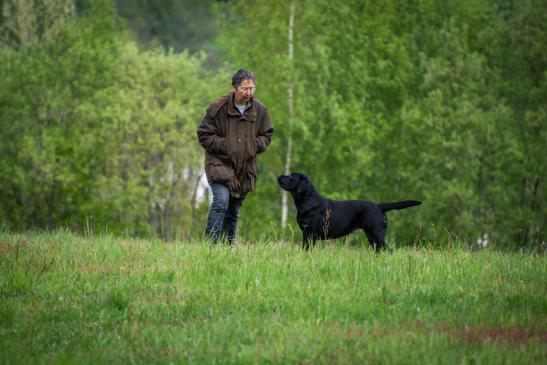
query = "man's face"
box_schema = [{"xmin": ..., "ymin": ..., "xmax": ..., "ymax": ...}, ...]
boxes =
[{"xmin": 233, "ymin": 79, "xmax": 255, "ymax": 105}]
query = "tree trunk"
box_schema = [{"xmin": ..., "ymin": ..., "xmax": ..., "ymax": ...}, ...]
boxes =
[
  {"xmin": 190, "ymin": 169, "xmax": 204, "ymax": 239},
  {"xmin": 281, "ymin": 0, "xmax": 296, "ymax": 238}
]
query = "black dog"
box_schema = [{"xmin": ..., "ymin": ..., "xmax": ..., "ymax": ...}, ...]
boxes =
[{"xmin": 278, "ymin": 172, "xmax": 421, "ymax": 251}]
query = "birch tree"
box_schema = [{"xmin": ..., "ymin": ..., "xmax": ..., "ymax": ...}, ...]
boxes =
[{"xmin": 280, "ymin": 0, "xmax": 296, "ymax": 236}]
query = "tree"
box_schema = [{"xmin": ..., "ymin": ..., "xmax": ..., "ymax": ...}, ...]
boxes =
[
  {"xmin": 112, "ymin": 0, "xmax": 220, "ymax": 57},
  {"xmin": 0, "ymin": 0, "xmax": 221, "ymax": 239},
  {"xmin": 281, "ymin": 0, "xmax": 296, "ymax": 236},
  {"xmin": 0, "ymin": 0, "xmax": 75, "ymax": 49},
  {"xmin": 217, "ymin": 0, "xmax": 545, "ymax": 248}
]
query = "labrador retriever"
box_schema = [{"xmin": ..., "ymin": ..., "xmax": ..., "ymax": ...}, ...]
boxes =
[{"xmin": 278, "ymin": 172, "xmax": 421, "ymax": 251}]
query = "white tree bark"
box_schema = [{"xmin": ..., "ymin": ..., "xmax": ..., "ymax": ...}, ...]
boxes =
[{"xmin": 281, "ymin": 0, "xmax": 296, "ymax": 237}]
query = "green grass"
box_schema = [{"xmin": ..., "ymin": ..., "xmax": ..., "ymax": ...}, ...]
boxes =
[{"xmin": 0, "ymin": 230, "xmax": 545, "ymax": 364}]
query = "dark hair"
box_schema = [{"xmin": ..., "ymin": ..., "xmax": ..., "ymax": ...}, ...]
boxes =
[{"xmin": 231, "ymin": 69, "xmax": 256, "ymax": 88}]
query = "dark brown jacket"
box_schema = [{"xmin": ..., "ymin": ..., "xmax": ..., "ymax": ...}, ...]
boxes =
[{"xmin": 197, "ymin": 92, "xmax": 273, "ymax": 198}]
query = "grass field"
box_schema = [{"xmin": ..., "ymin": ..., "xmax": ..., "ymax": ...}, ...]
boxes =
[{"xmin": 0, "ymin": 230, "xmax": 545, "ymax": 364}]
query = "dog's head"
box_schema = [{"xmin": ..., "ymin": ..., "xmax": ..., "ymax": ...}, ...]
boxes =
[{"xmin": 277, "ymin": 172, "xmax": 315, "ymax": 197}]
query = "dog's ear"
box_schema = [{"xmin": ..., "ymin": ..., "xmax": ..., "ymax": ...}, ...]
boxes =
[{"xmin": 296, "ymin": 175, "xmax": 309, "ymax": 195}]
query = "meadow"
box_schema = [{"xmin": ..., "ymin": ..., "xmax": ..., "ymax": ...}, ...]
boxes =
[{"xmin": 0, "ymin": 230, "xmax": 545, "ymax": 364}]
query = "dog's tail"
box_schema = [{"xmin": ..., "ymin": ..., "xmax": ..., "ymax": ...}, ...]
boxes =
[{"xmin": 379, "ymin": 200, "xmax": 421, "ymax": 213}]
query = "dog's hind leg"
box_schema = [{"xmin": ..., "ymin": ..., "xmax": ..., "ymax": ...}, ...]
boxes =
[
  {"xmin": 302, "ymin": 233, "xmax": 316, "ymax": 250},
  {"xmin": 365, "ymin": 231, "xmax": 386, "ymax": 253}
]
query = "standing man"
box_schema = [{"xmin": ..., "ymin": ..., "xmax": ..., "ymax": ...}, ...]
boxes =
[{"xmin": 197, "ymin": 69, "xmax": 274, "ymax": 244}]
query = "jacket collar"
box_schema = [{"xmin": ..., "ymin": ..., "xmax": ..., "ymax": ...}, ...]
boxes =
[{"xmin": 227, "ymin": 92, "xmax": 257, "ymax": 121}]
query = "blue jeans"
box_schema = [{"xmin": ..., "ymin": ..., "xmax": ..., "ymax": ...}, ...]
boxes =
[{"xmin": 205, "ymin": 183, "xmax": 245, "ymax": 243}]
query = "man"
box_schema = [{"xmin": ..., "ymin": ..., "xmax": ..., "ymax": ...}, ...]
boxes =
[{"xmin": 197, "ymin": 69, "xmax": 274, "ymax": 244}]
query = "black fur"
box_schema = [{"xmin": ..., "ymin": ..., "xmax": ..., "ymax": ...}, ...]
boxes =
[{"xmin": 278, "ymin": 172, "xmax": 421, "ymax": 251}]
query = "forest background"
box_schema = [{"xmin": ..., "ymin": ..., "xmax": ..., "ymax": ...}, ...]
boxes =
[{"xmin": 0, "ymin": 0, "xmax": 545, "ymax": 249}]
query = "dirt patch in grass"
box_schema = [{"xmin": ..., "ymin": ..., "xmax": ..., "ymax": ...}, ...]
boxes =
[
  {"xmin": 345, "ymin": 321, "xmax": 545, "ymax": 346},
  {"xmin": 344, "ymin": 320, "xmax": 429, "ymax": 340},
  {"xmin": 440, "ymin": 324, "xmax": 547, "ymax": 345},
  {"xmin": 0, "ymin": 240, "xmax": 12, "ymax": 253},
  {"xmin": 0, "ymin": 239, "xmax": 28, "ymax": 255}
]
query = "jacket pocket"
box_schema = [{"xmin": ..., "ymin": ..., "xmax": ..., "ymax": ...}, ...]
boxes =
[{"xmin": 206, "ymin": 163, "xmax": 234, "ymax": 185}]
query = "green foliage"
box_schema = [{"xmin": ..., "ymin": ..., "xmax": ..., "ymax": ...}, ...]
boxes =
[
  {"xmin": 0, "ymin": 0, "xmax": 545, "ymax": 248},
  {"xmin": 216, "ymin": 0, "xmax": 546, "ymax": 248},
  {"xmin": 0, "ymin": 0, "xmax": 222, "ymax": 238},
  {"xmin": 113, "ymin": 0, "xmax": 220, "ymax": 57},
  {"xmin": 399, "ymin": 20, "xmax": 517, "ymax": 245},
  {"xmin": 0, "ymin": 0, "xmax": 77, "ymax": 49},
  {"xmin": 0, "ymin": 231, "xmax": 545, "ymax": 363}
]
